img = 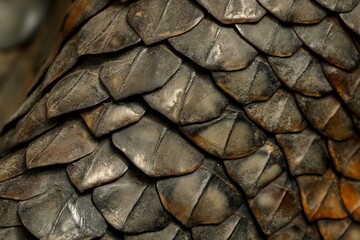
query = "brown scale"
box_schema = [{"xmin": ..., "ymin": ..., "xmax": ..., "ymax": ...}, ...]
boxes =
[{"xmin": 0, "ymin": 0, "xmax": 360, "ymax": 239}]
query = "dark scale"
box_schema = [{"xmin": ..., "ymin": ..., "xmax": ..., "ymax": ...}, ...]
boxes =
[{"xmin": 0, "ymin": 0, "xmax": 360, "ymax": 239}]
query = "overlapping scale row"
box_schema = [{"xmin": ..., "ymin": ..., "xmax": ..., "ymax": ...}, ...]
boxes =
[
  {"xmin": 258, "ymin": 0, "xmax": 326, "ymax": 24},
  {"xmin": 296, "ymin": 94, "xmax": 355, "ymax": 140},
  {"xmin": 224, "ymin": 139, "xmax": 286, "ymax": 197},
  {"xmin": 276, "ymin": 128, "xmax": 329, "ymax": 176},
  {"xmin": 43, "ymin": 2, "xmax": 141, "ymax": 89},
  {"xmin": 245, "ymin": 89, "xmax": 307, "ymax": 133},
  {"xmin": 314, "ymin": 0, "xmax": 359, "ymax": 12},
  {"xmin": 195, "ymin": 0, "xmax": 266, "ymax": 24},
  {"xmin": 144, "ymin": 62, "xmax": 229, "ymax": 124},
  {"xmin": 317, "ymin": 219, "xmax": 360, "ymax": 240},
  {"xmin": 323, "ymin": 63, "xmax": 360, "ymax": 117},
  {"xmin": 81, "ymin": 101, "xmax": 146, "ymax": 137},
  {"xmin": 297, "ymin": 170, "xmax": 348, "ymax": 221},
  {"xmin": 19, "ymin": 188, "xmax": 107, "ymax": 239},
  {"xmin": 112, "ymin": 112, "xmax": 204, "ymax": 177},
  {"xmin": 157, "ymin": 159, "xmax": 243, "ymax": 227},
  {"xmin": 93, "ymin": 170, "xmax": 171, "ymax": 233},
  {"xmin": 180, "ymin": 106, "xmax": 267, "ymax": 159},
  {"xmin": 293, "ymin": 17, "xmax": 360, "ymax": 71},
  {"xmin": 191, "ymin": 204, "xmax": 261, "ymax": 239},
  {"xmin": 169, "ymin": 18, "xmax": 258, "ymax": 71},
  {"xmin": 212, "ymin": 56, "xmax": 281, "ymax": 105},
  {"xmin": 0, "ymin": 0, "xmax": 360, "ymax": 239},
  {"xmin": 127, "ymin": 0, "xmax": 204, "ymax": 45},
  {"xmin": 340, "ymin": 2, "xmax": 360, "ymax": 36},
  {"xmin": 268, "ymin": 48, "xmax": 333, "ymax": 97},
  {"xmin": 236, "ymin": 15, "xmax": 302, "ymax": 57},
  {"xmin": 248, "ymin": 172, "xmax": 303, "ymax": 235}
]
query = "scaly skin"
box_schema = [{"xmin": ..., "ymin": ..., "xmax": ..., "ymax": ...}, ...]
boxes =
[{"xmin": 0, "ymin": 0, "xmax": 360, "ymax": 239}]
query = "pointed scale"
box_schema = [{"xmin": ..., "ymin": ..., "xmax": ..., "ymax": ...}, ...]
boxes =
[
  {"xmin": 296, "ymin": 170, "xmax": 348, "ymax": 221},
  {"xmin": 212, "ymin": 56, "xmax": 281, "ymax": 105},
  {"xmin": 245, "ymin": 89, "xmax": 307, "ymax": 134},
  {"xmin": 157, "ymin": 159, "xmax": 243, "ymax": 228},
  {"xmin": 296, "ymin": 94, "xmax": 355, "ymax": 141},
  {"xmin": 294, "ymin": 17, "xmax": 360, "ymax": 71},
  {"xmin": 112, "ymin": 112, "xmax": 204, "ymax": 177},
  {"xmin": 93, "ymin": 170, "xmax": 171, "ymax": 233},
  {"xmin": 42, "ymin": 2, "xmax": 141, "ymax": 89},
  {"xmin": 248, "ymin": 172, "xmax": 302, "ymax": 235},
  {"xmin": 276, "ymin": 128, "xmax": 328, "ymax": 176},
  {"xmin": 100, "ymin": 45, "xmax": 182, "ymax": 101},
  {"xmin": 180, "ymin": 106, "xmax": 267, "ymax": 159},
  {"xmin": 268, "ymin": 48, "xmax": 333, "ymax": 97},
  {"xmin": 144, "ymin": 63, "xmax": 229, "ymax": 125},
  {"xmin": 224, "ymin": 139, "xmax": 286, "ymax": 198}
]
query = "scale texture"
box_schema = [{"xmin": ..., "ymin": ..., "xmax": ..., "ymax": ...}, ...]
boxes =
[{"xmin": 0, "ymin": 0, "xmax": 360, "ymax": 239}]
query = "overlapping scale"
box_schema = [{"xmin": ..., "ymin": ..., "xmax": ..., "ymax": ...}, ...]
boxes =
[
  {"xmin": 100, "ymin": 45, "xmax": 182, "ymax": 101},
  {"xmin": 317, "ymin": 219, "xmax": 360, "ymax": 240},
  {"xmin": 1, "ymin": 0, "xmax": 360, "ymax": 238},
  {"xmin": 26, "ymin": 119, "xmax": 97, "ymax": 169},
  {"xmin": 180, "ymin": 106, "xmax": 267, "ymax": 159},
  {"xmin": 296, "ymin": 170, "xmax": 348, "ymax": 221},
  {"xmin": 46, "ymin": 62, "xmax": 109, "ymax": 118},
  {"xmin": 0, "ymin": 168, "xmax": 73, "ymax": 200},
  {"xmin": 340, "ymin": 178, "xmax": 360, "ymax": 221},
  {"xmin": 127, "ymin": 0, "xmax": 204, "ymax": 45},
  {"xmin": 157, "ymin": 159, "xmax": 243, "ymax": 227},
  {"xmin": 81, "ymin": 101, "xmax": 146, "ymax": 137},
  {"xmin": 268, "ymin": 214, "xmax": 321, "ymax": 240},
  {"xmin": 248, "ymin": 172, "xmax": 302, "ymax": 235},
  {"xmin": 0, "ymin": 87, "xmax": 44, "ymax": 136},
  {"xmin": 340, "ymin": 2, "xmax": 360, "ymax": 36},
  {"xmin": 268, "ymin": 48, "xmax": 333, "ymax": 97},
  {"xmin": 112, "ymin": 113, "xmax": 204, "ymax": 177},
  {"xmin": 9, "ymin": 95, "xmax": 57, "ymax": 146},
  {"xmin": 195, "ymin": 0, "xmax": 266, "ymax": 24},
  {"xmin": 224, "ymin": 139, "xmax": 286, "ymax": 197},
  {"xmin": 19, "ymin": 187, "xmax": 107, "ymax": 239},
  {"xmin": 314, "ymin": 0, "xmax": 359, "ymax": 12},
  {"xmin": 322, "ymin": 63, "xmax": 360, "ymax": 117},
  {"xmin": 93, "ymin": 170, "xmax": 171, "ymax": 233},
  {"xmin": 245, "ymin": 89, "xmax": 307, "ymax": 133},
  {"xmin": 296, "ymin": 94, "xmax": 355, "ymax": 140},
  {"xmin": 276, "ymin": 128, "xmax": 328, "ymax": 176},
  {"xmin": 0, "ymin": 95, "xmax": 57, "ymax": 156},
  {"xmin": 294, "ymin": 17, "xmax": 360, "ymax": 71},
  {"xmin": 212, "ymin": 56, "xmax": 281, "ymax": 105},
  {"xmin": 0, "ymin": 148, "xmax": 27, "ymax": 182},
  {"xmin": 43, "ymin": 2, "xmax": 141, "ymax": 88},
  {"xmin": 191, "ymin": 204, "xmax": 261, "ymax": 239},
  {"xmin": 62, "ymin": 0, "xmax": 111, "ymax": 37},
  {"xmin": 258, "ymin": 0, "xmax": 326, "ymax": 24},
  {"xmin": 328, "ymin": 135, "xmax": 360, "ymax": 180},
  {"xmin": 236, "ymin": 15, "xmax": 302, "ymax": 57},
  {"xmin": 67, "ymin": 139, "xmax": 129, "ymax": 193},
  {"xmin": 144, "ymin": 63, "xmax": 228, "ymax": 124},
  {"xmin": 169, "ymin": 18, "xmax": 258, "ymax": 71}
]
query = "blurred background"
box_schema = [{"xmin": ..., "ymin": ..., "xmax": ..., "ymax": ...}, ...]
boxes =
[{"xmin": 0, "ymin": 0, "xmax": 71, "ymax": 130}]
